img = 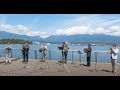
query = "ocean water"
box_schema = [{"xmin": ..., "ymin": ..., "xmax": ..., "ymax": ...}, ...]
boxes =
[{"xmin": 0, "ymin": 44, "xmax": 120, "ymax": 63}]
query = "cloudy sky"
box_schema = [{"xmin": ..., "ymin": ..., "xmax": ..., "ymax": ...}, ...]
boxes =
[{"xmin": 0, "ymin": 14, "xmax": 120, "ymax": 38}]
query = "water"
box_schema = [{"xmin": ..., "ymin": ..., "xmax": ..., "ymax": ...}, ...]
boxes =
[{"xmin": 0, "ymin": 44, "xmax": 120, "ymax": 63}]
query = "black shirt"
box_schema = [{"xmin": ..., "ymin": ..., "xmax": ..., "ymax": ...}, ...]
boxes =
[{"xmin": 22, "ymin": 45, "xmax": 29, "ymax": 54}]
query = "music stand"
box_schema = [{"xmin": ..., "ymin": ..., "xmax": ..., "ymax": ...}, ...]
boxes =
[
  {"xmin": 21, "ymin": 50, "xmax": 30, "ymax": 69},
  {"xmin": 58, "ymin": 47, "xmax": 64, "ymax": 62},
  {"xmin": 89, "ymin": 51, "xmax": 98, "ymax": 72},
  {"xmin": 57, "ymin": 47, "xmax": 70, "ymax": 73},
  {"xmin": 78, "ymin": 51, "xmax": 82, "ymax": 65},
  {"xmin": 58, "ymin": 47, "xmax": 63, "ymax": 50},
  {"xmin": 33, "ymin": 51, "xmax": 48, "ymax": 72}
]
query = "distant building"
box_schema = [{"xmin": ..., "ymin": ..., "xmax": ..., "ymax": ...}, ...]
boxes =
[
  {"xmin": 92, "ymin": 44, "xmax": 95, "ymax": 46},
  {"xmin": 47, "ymin": 43, "xmax": 50, "ymax": 45}
]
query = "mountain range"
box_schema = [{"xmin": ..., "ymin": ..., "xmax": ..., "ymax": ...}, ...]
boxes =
[
  {"xmin": 0, "ymin": 31, "xmax": 43, "ymax": 41},
  {"xmin": 45, "ymin": 34, "xmax": 120, "ymax": 44},
  {"xmin": 0, "ymin": 30, "xmax": 120, "ymax": 44}
]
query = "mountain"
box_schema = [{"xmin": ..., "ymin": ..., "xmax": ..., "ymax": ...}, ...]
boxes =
[
  {"xmin": 45, "ymin": 34, "xmax": 120, "ymax": 44},
  {"xmin": 1, "ymin": 30, "xmax": 120, "ymax": 44},
  {"xmin": 0, "ymin": 31, "xmax": 43, "ymax": 41}
]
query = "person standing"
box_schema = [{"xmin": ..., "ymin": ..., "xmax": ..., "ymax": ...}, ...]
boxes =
[
  {"xmin": 110, "ymin": 44, "xmax": 119, "ymax": 73},
  {"xmin": 5, "ymin": 42, "xmax": 12, "ymax": 64},
  {"xmin": 40, "ymin": 43, "xmax": 47, "ymax": 61},
  {"xmin": 22, "ymin": 42, "xmax": 29, "ymax": 63},
  {"xmin": 84, "ymin": 44, "xmax": 92, "ymax": 67},
  {"xmin": 62, "ymin": 42, "xmax": 69, "ymax": 63}
]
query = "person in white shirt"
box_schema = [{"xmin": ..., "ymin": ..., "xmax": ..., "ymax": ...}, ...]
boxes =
[
  {"xmin": 110, "ymin": 44, "xmax": 119, "ymax": 73},
  {"xmin": 40, "ymin": 43, "xmax": 47, "ymax": 61},
  {"xmin": 5, "ymin": 42, "xmax": 12, "ymax": 64}
]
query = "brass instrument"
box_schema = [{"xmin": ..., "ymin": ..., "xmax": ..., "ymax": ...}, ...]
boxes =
[{"xmin": 84, "ymin": 47, "xmax": 88, "ymax": 53}]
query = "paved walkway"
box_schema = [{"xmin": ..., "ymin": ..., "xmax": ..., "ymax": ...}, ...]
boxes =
[{"xmin": 0, "ymin": 57, "xmax": 120, "ymax": 76}]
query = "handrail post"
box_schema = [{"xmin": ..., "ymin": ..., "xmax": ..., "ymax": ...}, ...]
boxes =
[
  {"xmin": 35, "ymin": 50, "xmax": 37, "ymax": 59},
  {"xmin": 72, "ymin": 51, "xmax": 74, "ymax": 64},
  {"xmin": 95, "ymin": 51, "xmax": 98, "ymax": 71},
  {"xmin": 11, "ymin": 51, "xmax": 13, "ymax": 58},
  {"xmin": 20, "ymin": 49, "xmax": 23, "ymax": 59},
  {"xmin": 59, "ymin": 50, "xmax": 62, "ymax": 61},
  {"xmin": 79, "ymin": 51, "xmax": 82, "ymax": 65},
  {"xmin": 78, "ymin": 50, "xmax": 82, "ymax": 65},
  {"xmin": 49, "ymin": 50, "xmax": 51, "ymax": 60}
]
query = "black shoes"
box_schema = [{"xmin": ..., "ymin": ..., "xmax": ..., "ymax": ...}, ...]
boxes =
[
  {"xmin": 58, "ymin": 61, "xmax": 67, "ymax": 63},
  {"xmin": 22, "ymin": 60, "xmax": 28, "ymax": 64},
  {"xmin": 64, "ymin": 61, "xmax": 67, "ymax": 63},
  {"xmin": 87, "ymin": 64, "xmax": 90, "ymax": 67},
  {"xmin": 112, "ymin": 71, "xmax": 116, "ymax": 74},
  {"xmin": 87, "ymin": 63, "xmax": 90, "ymax": 67},
  {"xmin": 41, "ymin": 60, "xmax": 45, "ymax": 62}
]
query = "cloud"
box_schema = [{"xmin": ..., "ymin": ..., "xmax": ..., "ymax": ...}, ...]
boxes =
[
  {"xmin": 109, "ymin": 26, "xmax": 120, "ymax": 31},
  {"xmin": 0, "ymin": 24, "xmax": 47, "ymax": 38},
  {"xmin": 0, "ymin": 24, "xmax": 17, "ymax": 33},
  {"xmin": 53, "ymin": 14, "xmax": 120, "ymax": 36},
  {"xmin": 64, "ymin": 14, "xmax": 104, "ymax": 28},
  {"xmin": 1, "ymin": 14, "xmax": 120, "ymax": 38},
  {"xmin": 17, "ymin": 25, "xmax": 29, "ymax": 31},
  {"xmin": 109, "ymin": 26, "xmax": 120, "ymax": 36},
  {"xmin": 100, "ymin": 19, "xmax": 120, "ymax": 27},
  {"xmin": 55, "ymin": 26, "xmax": 107, "ymax": 35},
  {"xmin": 95, "ymin": 27, "xmax": 111, "ymax": 35},
  {"xmin": 54, "ymin": 25, "xmax": 120, "ymax": 37},
  {"xmin": 55, "ymin": 26, "xmax": 93, "ymax": 35}
]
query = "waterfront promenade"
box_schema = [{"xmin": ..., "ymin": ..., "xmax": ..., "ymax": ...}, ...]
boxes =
[{"xmin": 0, "ymin": 57, "xmax": 120, "ymax": 76}]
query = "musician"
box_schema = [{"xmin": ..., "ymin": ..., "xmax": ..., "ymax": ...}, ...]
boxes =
[
  {"xmin": 22, "ymin": 42, "xmax": 29, "ymax": 63},
  {"xmin": 40, "ymin": 43, "xmax": 47, "ymax": 62},
  {"xmin": 110, "ymin": 44, "xmax": 119, "ymax": 73},
  {"xmin": 5, "ymin": 42, "xmax": 12, "ymax": 64},
  {"xmin": 62, "ymin": 42, "xmax": 69, "ymax": 63},
  {"xmin": 84, "ymin": 44, "xmax": 92, "ymax": 67}
]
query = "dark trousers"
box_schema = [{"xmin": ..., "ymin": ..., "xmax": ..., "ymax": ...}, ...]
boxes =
[
  {"xmin": 62, "ymin": 51, "xmax": 68, "ymax": 62},
  {"xmin": 23, "ymin": 53, "xmax": 28, "ymax": 62},
  {"xmin": 87, "ymin": 57, "xmax": 91, "ymax": 66}
]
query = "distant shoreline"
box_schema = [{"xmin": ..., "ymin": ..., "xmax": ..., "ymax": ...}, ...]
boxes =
[{"xmin": 0, "ymin": 43, "xmax": 111, "ymax": 46}]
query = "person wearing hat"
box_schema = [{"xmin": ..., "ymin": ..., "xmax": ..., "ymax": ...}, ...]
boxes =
[
  {"xmin": 110, "ymin": 44, "xmax": 119, "ymax": 73},
  {"xmin": 84, "ymin": 44, "xmax": 92, "ymax": 67}
]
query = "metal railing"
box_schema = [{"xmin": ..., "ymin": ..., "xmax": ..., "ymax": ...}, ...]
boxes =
[{"xmin": 0, "ymin": 48, "xmax": 119, "ymax": 63}]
